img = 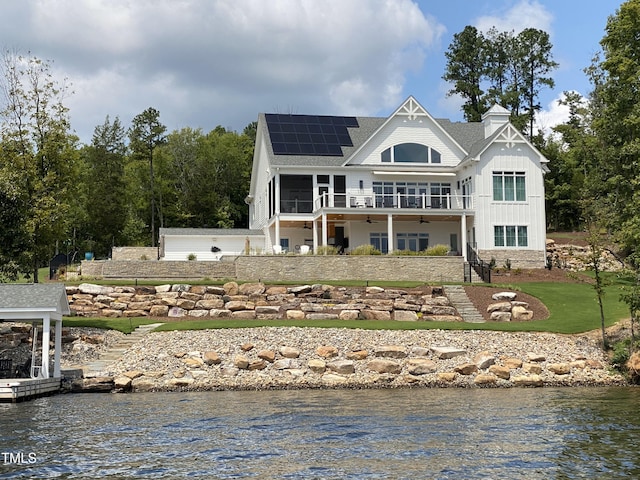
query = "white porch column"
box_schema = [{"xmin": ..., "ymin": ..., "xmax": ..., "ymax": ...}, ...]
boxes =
[
  {"xmin": 274, "ymin": 216, "xmax": 280, "ymax": 252},
  {"xmin": 41, "ymin": 314, "xmax": 50, "ymax": 379},
  {"xmin": 54, "ymin": 319, "xmax": 62, "ymax": 377},
  {"xmin": 387, "ymin": 214, "xmax": 393, "ymax": 254},
  {"xmin": 312, "ymin": 221, "xmax": 318, "ymax": 252},
  {"xmin": 461, "ymin": 213, "xmax": 468, "ymax": 261},
  {"xmin": 322, "ymin": 214, "xmax": 328, "ymax": 247},
  {"xmin": 275, "ymin": 172, "xmax": 281, "ymax": 213}
]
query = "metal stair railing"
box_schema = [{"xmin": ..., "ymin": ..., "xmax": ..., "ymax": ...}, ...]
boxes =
[{"xmin": 466, "ymin": 243, "xmax": 491, "ymax": 283}]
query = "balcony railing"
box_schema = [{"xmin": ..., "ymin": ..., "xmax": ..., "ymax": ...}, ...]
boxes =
[{"xmin": 310, "ymin": 192, "xmax": 473, "ymax": 211}]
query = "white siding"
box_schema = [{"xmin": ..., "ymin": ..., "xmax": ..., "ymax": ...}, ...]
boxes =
[
  {"xmin": 249, "ymin": 134, "xmax": 273, "ymax": 230},
  {"xmin": 163, "ymin": 235, "xmax": 266, "ymax": 260},
  {"xmin": 348, "ymin": 116, "xmax": 466, "ymax": 167},
  {"xmin": 473, "ymin": 143, "xmax": 546, "ymax": 251}
]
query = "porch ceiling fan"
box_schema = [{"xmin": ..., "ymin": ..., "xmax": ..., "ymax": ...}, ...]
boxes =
[
  {"xmin": 366, "ymin": 216, "xmax": 378, "ymax": 223},
  {"xmin": 303, "ymin": 222, "xmax": 312, "ymax": 229},
  {"xmin": 419, "ymin": 216, "xmax": 430, "ymax": 224}
]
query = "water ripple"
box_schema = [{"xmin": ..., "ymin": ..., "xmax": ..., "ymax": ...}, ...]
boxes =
[{"xmin": 1, "ymin": 388, "xmax": 640, "ymax": 478}]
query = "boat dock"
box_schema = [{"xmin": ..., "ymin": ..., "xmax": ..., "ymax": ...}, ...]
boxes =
[{"xmin": 0, "ymin": 377, "xmax": 61, "ymax": 403}]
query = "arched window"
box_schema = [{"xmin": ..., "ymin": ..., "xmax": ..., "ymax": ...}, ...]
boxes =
[{"xmin": 381, "ymin": 143, "xmax": 442, "ymax": 163}]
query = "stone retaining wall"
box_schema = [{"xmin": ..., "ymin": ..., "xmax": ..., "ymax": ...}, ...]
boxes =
[
  {"xmin": 235, "ymin": 255, "xmax": 463, "ymax": 282},
  {"xmin": 111, "ymin": 247, "xmax": 159, "ymax": 261},
  {"xmin": 80, "ymin": 259, "xmax": 237, "ymax": 280},
  {"xmin": 67, "ymin": 282, "xmax": 462, "ymax": 322},
  {"xmin": 80, "ymin": 255, "xmax": 465, "ymax": 282}
]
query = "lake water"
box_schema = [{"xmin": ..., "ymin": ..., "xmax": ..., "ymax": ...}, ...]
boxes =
[{"xmin": 1, "ymin": 387, "xmax": 639, "ymax": 479}]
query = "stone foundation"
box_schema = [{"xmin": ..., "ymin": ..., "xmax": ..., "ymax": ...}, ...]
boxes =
[{"xmin": 477, "ymin": 249, "xmax": 546, "ymax": 269}]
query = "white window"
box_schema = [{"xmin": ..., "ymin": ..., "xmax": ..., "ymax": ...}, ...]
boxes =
[
  {"xmin": 396, "ymin": 233, "xmax": 429, "ymax": 252},
  {"xmin": 494, "ymin": 226, "xmax": 528, "ymax": 247},
  {"xmin": 493, "ymin": 172, "xmax": 526, "ymax": 201},
  {"xmin": 381, "ymin": 143, "xmax": 442, "ymax": 164},
  {"xmin": 370, "ymin": 233, "xmax": 388, "ymax": 253}
]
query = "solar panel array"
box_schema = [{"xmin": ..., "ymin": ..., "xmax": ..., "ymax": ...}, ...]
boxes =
[{"xmin": 265, "ymin": 114, "xmax": 359, "ymax": 156}]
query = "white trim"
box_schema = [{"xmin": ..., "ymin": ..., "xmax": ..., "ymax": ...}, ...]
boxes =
[{"xmin": 372, "ymin": 171, "xmax": 456, "ymax": 177}]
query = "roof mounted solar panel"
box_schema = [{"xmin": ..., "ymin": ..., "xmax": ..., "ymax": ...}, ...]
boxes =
[{"xmin": 265, "ymin": 113, "xmax": 359, "ymax": 156}]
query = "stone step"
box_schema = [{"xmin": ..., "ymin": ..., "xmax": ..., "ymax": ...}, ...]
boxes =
[
  {"xmin": 80, "ymin": 323, "xmax": 164, "ymax": 376},
  {"xmin": 444, "ymin": 285, "xmax": 485, "ymax": 323}
]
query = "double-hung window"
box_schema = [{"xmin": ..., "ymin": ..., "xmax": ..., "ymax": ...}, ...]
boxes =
[{"xmin": 493, "ymin": 172, "xmax": 526, "ymax": 201}]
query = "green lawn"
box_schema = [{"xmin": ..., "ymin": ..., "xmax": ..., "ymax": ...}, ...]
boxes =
[{"xmin": 62, "ymin": 280, "xmax": 632, "ymax": 335}]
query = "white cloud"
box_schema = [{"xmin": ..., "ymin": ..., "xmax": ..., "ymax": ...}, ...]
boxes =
[
  {"xmin": 534, "ymin": 91, "xmax": 581, "ymax": 138},
  {"xmin": 1, "ymin": 0, "xmax": 446, "ymax": 142},
  {"xmin": 475, "ymin": 0, "xmax": 553, "ymax": 35}
]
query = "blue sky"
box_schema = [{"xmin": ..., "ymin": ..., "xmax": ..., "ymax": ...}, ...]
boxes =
[{"xmin": 0, "ymin": 0, "xmax": 624, "ymax": 143}]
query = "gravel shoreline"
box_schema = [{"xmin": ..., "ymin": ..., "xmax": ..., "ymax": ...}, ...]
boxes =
[{"xmin": 64, "ymin": 327, "xmax": 628, "ymax": 391}]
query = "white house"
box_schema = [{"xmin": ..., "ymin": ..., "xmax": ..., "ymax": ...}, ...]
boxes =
[{"xmin": 246, "ymin": 96, "xmax": 549, "ymax": 268}]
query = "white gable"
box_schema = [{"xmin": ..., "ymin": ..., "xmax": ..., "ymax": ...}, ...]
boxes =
[{"xmin": 344, "ymin": 97, "xmax": 468, "ymax": 168}]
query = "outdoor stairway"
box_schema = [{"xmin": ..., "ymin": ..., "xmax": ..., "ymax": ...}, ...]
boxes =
[
  {"xmin": 466, "ymin": 264, "xmax": 485, "ymax": 283},
  {"xmin": 82, "ymin": 323, "xmax": 164, "ymax": 377},
  {"xmin": 444, "ymin": 285, "xmax": 486, "ymax": 323}
]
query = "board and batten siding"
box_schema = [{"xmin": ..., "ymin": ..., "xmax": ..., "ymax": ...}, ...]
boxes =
[
  {"xmin": 350, "ymin": 116, "xmax": 466, "ymax": 168},
  {"xmin": 473, "ymin": 144, "xmax": 546, "ymax": 253}
]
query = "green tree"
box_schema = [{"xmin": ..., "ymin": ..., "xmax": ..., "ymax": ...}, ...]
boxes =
[
  {"xmin": 0, "ymin": 167, "xmax": 29, "ymax": 281},
  {"xmin": 0, "ymin": 50, "xmax": 79, "ymax": 282},
  {"xmin": 128, "ymin": 107, "xmax": 167, "ymax": 246},
  {"xmin": 483, "ymin": 28, "xmax": 512, "ymax": 108},
  {"xmin": 443, "ymin": 26, "xmax": 488, "ymax": 122},
  {"xmin": 518, "ymin": 28, "xmax": 558, "ymax": 138},
  {"xmin": 586, "ymin": 0, "xmax": 640, "ymax": 259},
  {"xmin": 158, "ymin": 125, "xmax": 253, "ymax": 229},
  {"xmin": 81, "ymin": 116, "xmax": 128, "ymax": 257},
  {"xmin": 583, "ymin": 216, "xmax": 610, "ymax": 349},
  {"xmin": 445, "ymin": 26, "xmax": 557, "ymax": 136},
  {"xmin": 542, "ymin": 92, "xmax": 591, "ymax": 231}
]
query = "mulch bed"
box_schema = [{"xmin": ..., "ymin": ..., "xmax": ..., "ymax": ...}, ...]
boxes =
[{"xmin": 464, "ymin": 284, "xmax": 550, "ymax": 322}]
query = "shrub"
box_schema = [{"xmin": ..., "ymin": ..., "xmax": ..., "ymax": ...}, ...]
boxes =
[
  {"xmin": 315, "ymin": 245, "xmax": 339, "ymax": 255},
  {"xmin": 504, "ymin": 258, "xmax": 512, "ymax": 271},
  {"xmin": 349, "ymin": 244, "xmax": 382, "ymax": 255},
  {"xmin": 392, "ymin": 249, "xmax": 419, "ymax": 256},
  {"xmin": 424, "ymin": 244, "xmax": 450, "ymax": 256},
  {"xmin": 187, "ymin": 253, "xmax": 197, "ymax": 261},
  {"xmin": 610, "ymin": 338, "xmax": 640, "ymax": 370}
]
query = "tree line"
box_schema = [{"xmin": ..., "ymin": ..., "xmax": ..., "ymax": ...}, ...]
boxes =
[{"xmin": 0, "ymin": 51, "xmax": 255, "ymax": 282}]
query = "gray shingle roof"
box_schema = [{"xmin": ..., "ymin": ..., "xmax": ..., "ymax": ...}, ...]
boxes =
[
  {"xmin": 0, "ymin": 284, "xmax": 70, "ymax": 315},
  {"xmin": 435, "ymin": 119, "xmax": 485, "ymax": 153}
]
